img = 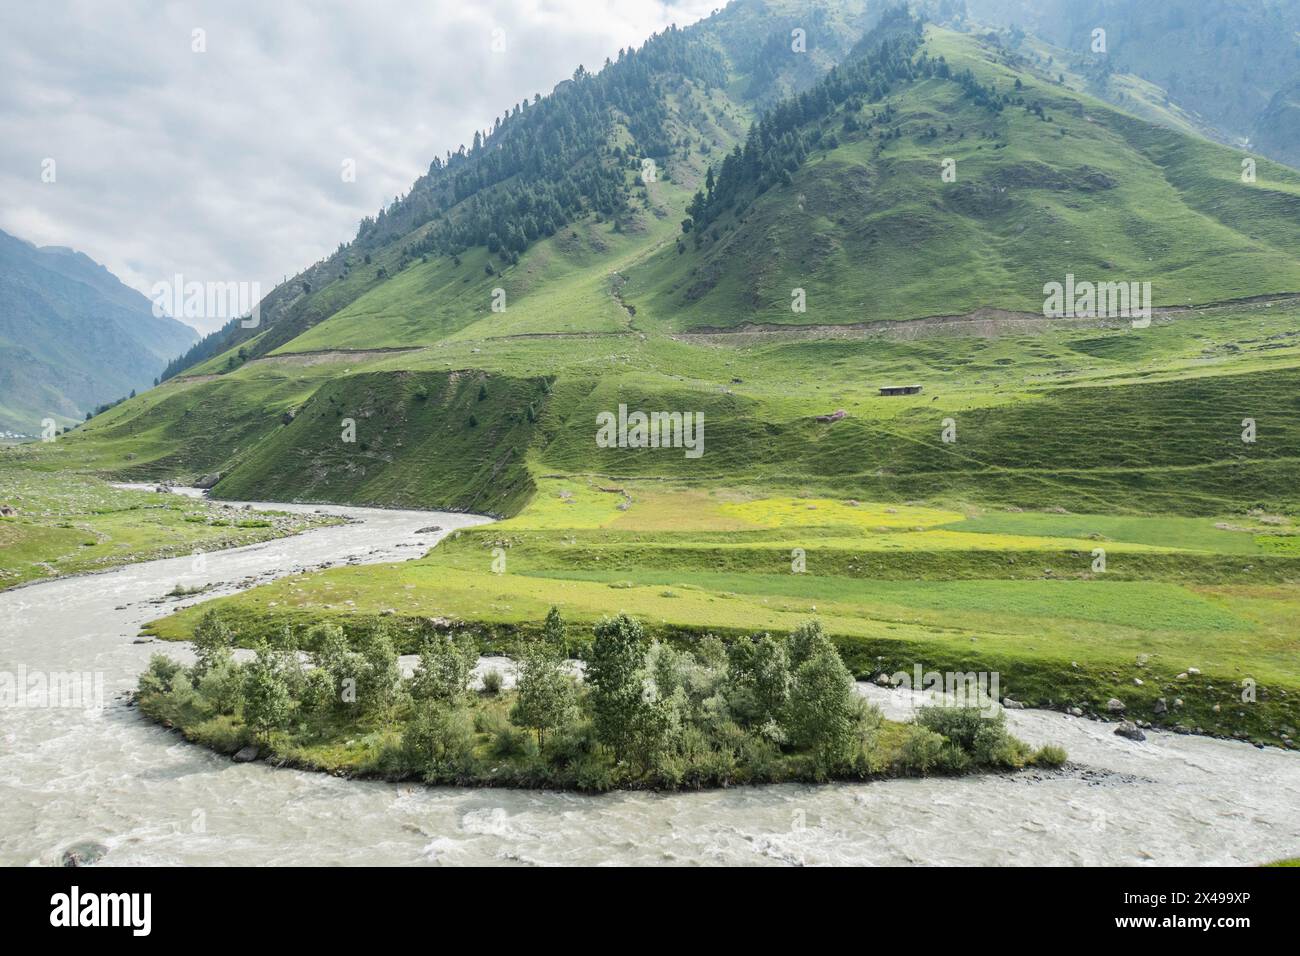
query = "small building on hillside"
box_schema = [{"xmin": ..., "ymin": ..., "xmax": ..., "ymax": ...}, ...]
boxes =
[{"xmin": 879, "ymin": 384, "xmax": 923, "ymax": 396}]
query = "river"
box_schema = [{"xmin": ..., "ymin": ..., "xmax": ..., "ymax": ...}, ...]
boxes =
[{"xmin": 1, "ymin": 496, "xmax": 1297, "ymax": 866}]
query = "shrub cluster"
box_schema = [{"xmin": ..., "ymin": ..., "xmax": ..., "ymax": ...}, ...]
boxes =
[{"xmin": 137, "ymin": 609, "xmax": 1060, "ymax": 789}]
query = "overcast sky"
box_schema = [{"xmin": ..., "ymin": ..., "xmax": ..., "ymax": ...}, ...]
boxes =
[{"xmin": 0, "ymin": 0, "xmax": 719, "ymax": 333}]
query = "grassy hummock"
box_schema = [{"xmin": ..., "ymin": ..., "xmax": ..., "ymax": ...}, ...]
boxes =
[{"xmin": 135, "ymin": 609, "xmax": 1065, "ymax": 792}]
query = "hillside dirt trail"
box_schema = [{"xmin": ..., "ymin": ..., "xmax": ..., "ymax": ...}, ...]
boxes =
[{"xmin": 672, "ymin": 292, "xmax": 1300, "ymax": 345}]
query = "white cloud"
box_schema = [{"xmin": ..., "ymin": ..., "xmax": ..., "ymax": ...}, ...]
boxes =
[{"xmin": 0, "ymin": 0, "xmax": 718, "ymax": 332}]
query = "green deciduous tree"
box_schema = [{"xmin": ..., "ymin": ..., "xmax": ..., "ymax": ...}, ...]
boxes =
[
  {"xmin": 402, "ymin": 701, "xmax": 476, "ymax": 775},
  {"xmin": 510, "ymin": 641, "xmax": 575, "ymax": 749},
  {"xmin": 917, "ymin": 705, "xmax": 1012, "ymax": 765},
  {"xmin": 411, "ymin": 631, "xmax": 477, "ymax": 704},
  {"xmin": 786, "ymin": 644, "xmax": 859, "ymax": 768},
  {"xmin": 542, "ymin": 605, "xmax": 568, "ymax": 656},
  {"xmin": 190, "ymin": 610, "xmax": 234, "ymax": 679},
  {"xmin": 786, "ymin": 618, "xmax": 835, "ymax": 670},
  {"xmin": 725, "ymin": 633, "xmax": 790, "ymax": 731},
  {"xmin": 243, "ymin": 640, "xmax": 291, "ymax": 743},
  {"xmin": 585, "ymin": 613, "xmax": 650, "ymax": 762},
  {"xmin": 356, "ymin": 623, "xmax": 405, "ymax": 721},
  {"xmin": 308, "ymin": 622, "xmax": 362, "ymax": 712}
]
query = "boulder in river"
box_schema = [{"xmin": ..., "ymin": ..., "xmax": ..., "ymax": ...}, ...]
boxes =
[
  {"xmin": 1002, "ymin": 698, "xmax": 1025, "ymax": 709},
  {"xmin": 1114, "ymin": 721, "xmax": 1146, "ymax": 742},
  {"xmin": 414, "ymin": 525, "xmax": 443, "ymax": 535},
  {"xmin": 233, "ymin": 745, "xmax": 260, "ymax": 763},
  {"xmin": 60, "ymin": 841, "xmax": 108, "ymax": 867}
]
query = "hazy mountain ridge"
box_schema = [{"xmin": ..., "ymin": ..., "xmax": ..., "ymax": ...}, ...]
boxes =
[
  {"xmin": 0, "ymin": 228, "xmax": 197, "ymax": 434},
  {"xmin": 949, "ymin": 0, "xmax": 1300, "ymax": 167}
]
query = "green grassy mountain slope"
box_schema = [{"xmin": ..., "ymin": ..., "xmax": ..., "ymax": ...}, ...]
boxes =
[
  {"xmin": 623, "ymin": 23, "xmax": 1300, "ymax": 331},
  {"xmin": 154, "ymin": 46, "xmax": 722, "ymax": 373},
  {"xmin": 161, "ymin": 2, "xmax": 959, "ymax": 379},
  {"xmin": 213, "ymin": 369, "xmax": 548, "ymax": 516},
  {"xmin": 185, "ymin": 15, "xmax": 1300, "ymax": 355}
]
